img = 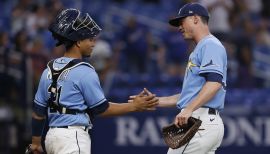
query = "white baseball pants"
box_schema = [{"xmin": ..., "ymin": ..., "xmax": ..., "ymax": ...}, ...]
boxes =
[{"xmin": 45, "ymin": 126, "xmax": 91, "ymax": 154}]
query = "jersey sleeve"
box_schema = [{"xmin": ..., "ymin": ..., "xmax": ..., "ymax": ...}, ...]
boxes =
[
  {"xmin": 34, "ymin": 69, "xmax": 49, "ymax": 107},
  {"xmin": 79, "ymin": 69, "xmax": 107, "ymax": 108},
  {"xmin": 198, "ymin": 43, "xmax": 226, "ymax": 77}
]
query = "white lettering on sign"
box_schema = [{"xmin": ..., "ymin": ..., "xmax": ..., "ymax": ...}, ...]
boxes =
[
  {"xmin": 139, "ymin": 117, "xmax": 163, "ymax": 145},
  {"xmin": 114, "ymin": 116, "xmax": 270, "ymax": 147},
  {"xmin": 115, "ymin": 117, "xmax": 141, "ymax": 146},
  {"xmin": 222, "ymin": 117, "xmax": 238, "ymax": 146},
  {"xmin": 222, "ymin": 116, "xmax": 270, "ymax": 147},
  {"xmin": 237, "ymin": 117, "xmax": 263, "ymax": 146},
  {"xmin": 115, "ymin": 116, "xmax": 170, "ymax": 146}
]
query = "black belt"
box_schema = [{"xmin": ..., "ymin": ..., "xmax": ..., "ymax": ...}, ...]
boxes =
[
  {"xmin": 49, "ymin": 108, "xmax": 84, "ymax": 115},
  {"xmin": 208, "ymin": 108, "xmax": 217, "ymax": 115},
  {"xmin": 50, "ymin": 126, "xmax": 89, "ymax": 131},
  {"xmin": 180, "ymin": 107, "xmax": 218, "ymax": 115}
]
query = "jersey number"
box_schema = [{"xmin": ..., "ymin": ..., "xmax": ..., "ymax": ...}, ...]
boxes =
[{"xmin": 48, "ymin": 85, "xmax": 62, "ymax": 105}]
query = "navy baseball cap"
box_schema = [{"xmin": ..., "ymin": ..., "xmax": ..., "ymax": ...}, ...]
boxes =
[{"xmin": 169, "ymin": 3, "xmax": 209, "ymax": 27}]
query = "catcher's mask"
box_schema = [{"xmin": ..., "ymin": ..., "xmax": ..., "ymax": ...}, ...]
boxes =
[{"xmin": 49, "ymin": 8, "xmax": 102, "ymax": 46}]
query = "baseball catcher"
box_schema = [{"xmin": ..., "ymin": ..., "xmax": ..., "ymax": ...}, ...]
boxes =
[{"xmin": 29, "ymin": 8, "xmax": 158, "ymax": 154}]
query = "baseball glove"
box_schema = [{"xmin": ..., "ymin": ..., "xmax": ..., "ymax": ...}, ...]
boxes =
[{"xmin": 162, "ymin": 117, "xmax": 202, "ymax": 149}]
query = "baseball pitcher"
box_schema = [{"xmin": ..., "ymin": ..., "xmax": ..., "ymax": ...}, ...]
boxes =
[{"xmin": 139, "ymin": 3, "xmax": 227, "ymax": 154}]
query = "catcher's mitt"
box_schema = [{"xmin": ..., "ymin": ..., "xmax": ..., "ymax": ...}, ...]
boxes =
[{"xmin": 162, "ymin": 117, "xmax": 202, "ymax": 149}]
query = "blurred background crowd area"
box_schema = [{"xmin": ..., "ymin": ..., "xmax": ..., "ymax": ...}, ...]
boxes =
[{"xmin": 0, "ymin": 0, "xmax": 270, "ymax": 153}]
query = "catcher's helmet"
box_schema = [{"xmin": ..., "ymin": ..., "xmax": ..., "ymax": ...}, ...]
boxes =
[
  {"xmin": 49, "ymin": 8, "xmax": 102, "ymax": 46},
  {"xmin": 169, "ymin": 3, "xmax": 209, "ymax": 27}
]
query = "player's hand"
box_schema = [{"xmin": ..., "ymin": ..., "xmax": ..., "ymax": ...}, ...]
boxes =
[
  {"xmin": 143, "ymin": 88, "xmax": 153, "ymax": 95},
  {"xmin": 128, "ymin": 88, "xmax": 154, "ymax": 101},
  {"xmin": 30, "ymin": 144, "xmax": 43, "ymax": 154},
  {"xmin": 174, "ymin": 108, "xmax": 193, "ymax": 127},
  {"xmin": 131, "ymin": 92, "xmax": 159, "ymax": 111},
  {"xmin": 30, "ymin": 137, "xmax": 44, "ymax": 154}
]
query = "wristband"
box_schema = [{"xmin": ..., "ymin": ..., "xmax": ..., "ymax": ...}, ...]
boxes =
[{"xmin": 32, "ymin": 118, "xmax": 45, "ymax": 136}]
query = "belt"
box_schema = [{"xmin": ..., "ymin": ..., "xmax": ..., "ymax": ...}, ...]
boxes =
[
  {"xmin": 208, "ymin": 108, "xmax": 217, "ymax": 115},
  {"xmin": 50, "ymin": 126, "xmax": 89, "ymax": 132},
  {"xmin": 186, "ymin": 107, "xmax": 218, "ymax": 116}
]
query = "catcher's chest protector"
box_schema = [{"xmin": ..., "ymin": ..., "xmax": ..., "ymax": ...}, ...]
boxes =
[{"xmin": 47, "ymin": 59, "xmax": 91, "ymax": 114}]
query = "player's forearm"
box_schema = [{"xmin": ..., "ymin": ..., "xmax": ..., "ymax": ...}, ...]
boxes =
[
  {"xmin": 158, "ymin": 94, "xmax": 180, "ymax": 108},
  {"xmin": 100, "ymin": 102, "xmax": 137, "ymax": 117},
  {"xmin": 186, "ymin": 82, "xmax": 221, "ymax": 111},
  {"xmin": 32, "ymin": 112, "xmax": 46, "ymax": 138}
]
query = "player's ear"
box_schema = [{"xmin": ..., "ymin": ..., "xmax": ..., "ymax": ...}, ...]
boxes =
[
  {"xmin": 193, "ymin": 15, "xmax": 199, "ymax": 24},
  {"xmin": 75, "ymin": 40, "xmax": 81, "ymax": 48}
]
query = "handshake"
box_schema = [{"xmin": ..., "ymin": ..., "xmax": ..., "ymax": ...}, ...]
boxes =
[{"xmin": 128, "ymin": 88, "xmax": 159, "ymax": 112}]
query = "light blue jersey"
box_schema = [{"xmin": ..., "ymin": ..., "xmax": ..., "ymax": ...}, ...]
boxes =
[
  {"xmin": 177, "ymin": 35, "xmax": 227, "ymax": 111},
  {"xmin": 34, "ymin": 57, "xmax": 107, "ymax": 127}
]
